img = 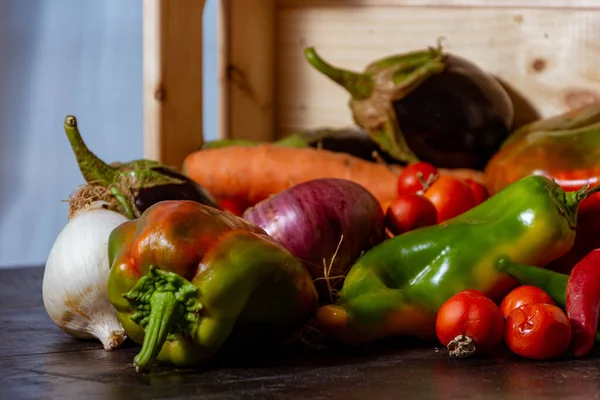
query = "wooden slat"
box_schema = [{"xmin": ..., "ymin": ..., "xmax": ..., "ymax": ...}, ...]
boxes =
[
  {"xmin": 276, "ymin": 5, "xmax": 600, "ymax": 137},
  {"xmin": 217, "ymin": 0, "xmax": 229, "ymax": 139},
  {"xmin": 218, "ymin": 0, "xmax": 276, "ymax": 141},
  {"xmin": 143, "ymin": 0, "xmax": 205, "ymax": 170},
  {"xmin": 279, "ymin": 0, "xmax": 600, "ymax": 10}
]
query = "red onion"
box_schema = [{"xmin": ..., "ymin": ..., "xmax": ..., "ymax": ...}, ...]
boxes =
[{"xmin": 243, "ymin": 178, "xmax": 386, "ymax": 301}]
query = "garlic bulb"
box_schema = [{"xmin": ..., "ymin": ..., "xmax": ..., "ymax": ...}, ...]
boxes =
[{"xmin": 42, "ymin": 202, "xmax": 130, "ymax": 350}]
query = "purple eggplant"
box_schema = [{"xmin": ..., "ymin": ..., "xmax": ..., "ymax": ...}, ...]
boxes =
[{"xmin": 304, "ymin": 43, "xmax": 515, "ymax": 170}]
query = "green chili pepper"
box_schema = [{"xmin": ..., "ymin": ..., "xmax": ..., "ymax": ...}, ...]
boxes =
[
  {"xmin": 316, "ymin": 175, "xmax": 600, "ymax": 345},
  {"xmin": 495, "ymin": 257, "xmax": 569, "ymax": 308},
  {"xmin": 107, "ymin": 200, "xmax": 318, "ymax": 373}
]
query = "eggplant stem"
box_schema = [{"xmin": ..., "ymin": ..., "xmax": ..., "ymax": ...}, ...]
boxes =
[
  {"xmin": 110, "ymin": 186, "xmax": 136, "ymax": 219},
  {"xmin": 64, "ymin": 115, "xmax": 117, "ymax": 186},
  {"xmin": 304, "ymin": 47, "xmax": 373, "ymax": 100}
]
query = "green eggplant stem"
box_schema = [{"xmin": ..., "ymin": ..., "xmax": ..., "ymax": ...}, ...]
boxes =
[
  {"xmin": 303, "ymin": 47, "xmax": 373, "ymax": 100},
  {"xmin": 133, "ymin": 291, "xmax": 183, "ymax": 373},
  {"xmin": 63, "ymin": 115, "xmax": 117, "ymax": 186}
]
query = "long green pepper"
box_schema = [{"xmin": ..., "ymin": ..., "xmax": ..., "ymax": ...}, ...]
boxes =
[{"xmin": 317, "ymin": 175, "xmax": 600, "ymax": 345}]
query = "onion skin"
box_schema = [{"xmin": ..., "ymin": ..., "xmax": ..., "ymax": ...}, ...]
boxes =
[{"xmin": 243, "ymin": 178, "xmax": 386, "ymax": 300}]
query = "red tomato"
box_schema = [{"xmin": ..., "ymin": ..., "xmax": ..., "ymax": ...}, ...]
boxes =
[
  {"xmin": 397, "ymin": 162, "xmax": 439, "ymax": 195},
  {"xmin": 436, "ymin": 290, "xmax": 505, "ymax": 357},
  {"xmin": 505, "ymin": 303, "xmax": 572, "ymax": 360},
  {"xmin": 465, "ymin": 179, "xmax": 490, "ymax": 205},
  {"xmin": 424, "ymin": 176, "xmax": 477, "ymax": 223},
  {"xmin": 385, "ymin": 194, "xmax": 438, "ymax": 235},
  {"xmin": 500, "ymin": 285, "xmax": 556, "ymax": 318}
]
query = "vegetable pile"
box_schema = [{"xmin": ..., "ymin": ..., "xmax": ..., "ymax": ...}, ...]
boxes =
[{"xmin": 42, "ymin": 40, "xmax": 600, "ymax": 374}]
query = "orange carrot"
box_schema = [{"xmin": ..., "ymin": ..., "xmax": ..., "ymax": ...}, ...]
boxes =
[{"xmin": 182, "ymin": 144, "xmax": 485, "ymax": 206}]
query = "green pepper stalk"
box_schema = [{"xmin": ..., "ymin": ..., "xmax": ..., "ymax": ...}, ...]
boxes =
[
  {"xmin": 63, "ymin": 115, "xmax": 218, "ymax": 219},
  {"xmin": 316, "ymin": 176, "xmax": 600, "ymax": 345}
]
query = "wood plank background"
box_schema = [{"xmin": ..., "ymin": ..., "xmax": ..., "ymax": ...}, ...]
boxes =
[{"xmin": 216, "ymin": 0, "xmax": 600, "ymax": 142}]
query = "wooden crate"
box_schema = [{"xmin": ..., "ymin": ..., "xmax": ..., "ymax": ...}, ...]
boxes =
[{"xmin": 142, "ymin": 0, "xmax": 600, "ymax": 168}]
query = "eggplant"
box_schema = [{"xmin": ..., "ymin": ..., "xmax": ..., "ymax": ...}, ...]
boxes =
[
  {"xmin": 305, "ymin": 128, "xmax": 399, "ymax": 164},
  {"xmin": 63, "ymin": 115, "xmax": 218, "ymax": 219},
  {"xmin": 203, "ymin": 127, "xmax": 399, "ymax": 164},
  {"xmin": 304, "ymin": 43, "xmax": 515, "ymax": 170}
]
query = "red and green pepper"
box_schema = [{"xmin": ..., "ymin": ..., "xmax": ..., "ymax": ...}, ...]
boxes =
[{"xmin": 107, "ymin": 200, "xmax": 318, "ymax": 372}]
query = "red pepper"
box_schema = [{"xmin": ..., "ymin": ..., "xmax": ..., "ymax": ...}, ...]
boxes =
[{"xmin": 566, "ymin": 248, "xmax": 600, "ymax": 357}]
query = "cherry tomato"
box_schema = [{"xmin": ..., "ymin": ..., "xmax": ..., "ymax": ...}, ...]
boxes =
[
  {"xmin": 465, "ymin": 179, "xmax": 489, "ymax": 205},
  {"xmin": 385, "ymin": 194, "xmax": 438, "ymax": 235},
  {"xmin": 505, "ymin": 303, "xmax": 572, "ymax": 360},
  {"xmin": 500, "ymin": 285, "xmax": 556, "ymax": 318},
  {"xmin": 424, "ymin": 176, "xmax": 477, "ymax": 223},
  {"xmin": 397, "ymin": 162, "xmax": 439, "ymax": 195},
  {"xmin": 219, "ymin": 198, "xmax": 248, "ymax": 216},
  {"xmin": 436, "ymin": 290, "xmax": 505, "ymax": 357}
]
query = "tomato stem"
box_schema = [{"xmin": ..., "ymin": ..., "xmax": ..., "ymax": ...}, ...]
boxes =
[
  {"xmin": 447, "ymin": 334, "xmax": 476, "ymax": 358},
  {"xmin": 416, "ymin": 172, "xmax": 439, "ymax": 196}
]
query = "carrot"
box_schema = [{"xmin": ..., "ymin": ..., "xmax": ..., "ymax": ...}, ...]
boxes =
[{"xmin": 182, "ymin": 144, "xmax": 485, "ymax": 206}]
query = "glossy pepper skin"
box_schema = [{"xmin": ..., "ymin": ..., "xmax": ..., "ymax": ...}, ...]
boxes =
[
  {"xmin": 107, "ymin": 200, "xmax": 318, "ymax": 372},
  {"xmin": 317, "ymin": 175, "xmax": 600, "ymax": 345},
  {"xmin": 485, "ymin": 104, "xmax": 600, "ymax": 274}
]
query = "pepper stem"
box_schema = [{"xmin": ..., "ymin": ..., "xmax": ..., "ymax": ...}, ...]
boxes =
[
  {"xmin": 64, "ymin": 115, "xmax": 117, "ymax": 186},
  {"xmin": 133, "ymin": 291, "xmax": 183, "ymax": 373},
  {"xmin": 304, "ymin": 47, "xmax": 373, "ymax": 100},
  {"xmin": 573, "ymin": 184, "xmax": 600, "ymax": 205}
]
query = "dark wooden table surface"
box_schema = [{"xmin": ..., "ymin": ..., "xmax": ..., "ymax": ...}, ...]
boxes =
[{"xmin": 2, "ymin": 266, "xmax": 600, "ymax": 400}]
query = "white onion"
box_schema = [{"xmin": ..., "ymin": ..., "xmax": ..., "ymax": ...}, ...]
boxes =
[{"xmin": 42, "ymin": 202, "xmax": 129, "ymax": 350}]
